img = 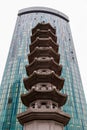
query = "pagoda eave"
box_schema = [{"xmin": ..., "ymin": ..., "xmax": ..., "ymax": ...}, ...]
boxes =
[
  {"xmin": 25, "ymin": 58, "xmax": 62, "ymax": 76},
  {"xmin": 30, "ymin": 37, "xmax": 58, "ymax": 53},
  {"xmin": 31, "ymin": 29, "xmax": 57, "ymax": 43},
  {"xmin": 23, "ymin": 71, "xmax": 64, "ymax": 91},
  {"xmin": 21, "ymin": 88, "xmax": 67, "ymax": 107},
  {"xmin": 32, "ymin": 23, "xmax": 56, "ymax": 34},
  {"xmin": 28, "ymin": 46, "xmax": 60, "ymax": 64}
]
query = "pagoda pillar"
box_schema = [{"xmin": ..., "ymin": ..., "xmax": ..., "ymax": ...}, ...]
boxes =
[{"xmin": 17, "ymin": 23, "xmax": 70, "ymax": 130}]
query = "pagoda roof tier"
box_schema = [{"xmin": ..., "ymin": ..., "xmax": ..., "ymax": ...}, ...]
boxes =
[
  {"xmin": 28, "ymin": 47, "xmax": 60, "ymax": 64},
  {"xmin": 23, "ymin": 70, "xmax": 64, "ymax": 91},
  {"xmin": 21, "ymin": 87, "xmax": 67, "ymax": 107},
  {"xmin": 32, "ymin": 23, "xmax": 56, "ymax": 35},
  {"xmin": 31, "ymin": 29, "xmax": 57, "ymax": 43},
  {"xmin": 30, "ymin": 37, "xmax": 58, "ymax": 53},
  {"xmin": 17, "ymin": 108, "xmax": 70, "ymax": 126},
  {"xmin": 26, "ymin": 57, "xmax": 62, "ymax": 76}
]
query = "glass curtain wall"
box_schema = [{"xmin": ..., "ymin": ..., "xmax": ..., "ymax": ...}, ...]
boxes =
[{"xmin": 0, "ymin": 7, "xmax": 87, "ymax": 130}]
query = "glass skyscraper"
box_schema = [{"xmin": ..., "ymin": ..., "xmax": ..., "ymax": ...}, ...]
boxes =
[{"xmin": 0, "ymin": 7, "xmax": 87, "ymax": 130}]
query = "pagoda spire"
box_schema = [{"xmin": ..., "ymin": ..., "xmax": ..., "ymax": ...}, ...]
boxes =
[{"xmin": 17, "ymin": 23, "xmax": 70, "ymax": 130}]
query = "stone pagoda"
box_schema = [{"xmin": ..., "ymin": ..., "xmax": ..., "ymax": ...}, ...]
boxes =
[{"xmin": 17, "ymin": 23, "xmax": 70, "ymax": 130}]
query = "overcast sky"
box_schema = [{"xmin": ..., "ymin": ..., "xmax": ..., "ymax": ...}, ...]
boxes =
[{"xmin": 0, "ymin": 0, "xmax": 87, "ymax": 101}]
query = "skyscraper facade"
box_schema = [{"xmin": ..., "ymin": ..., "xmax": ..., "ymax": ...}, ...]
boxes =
[{"xmin": 0, "ymin": 7, "xmax": 87, "ymax": 130}]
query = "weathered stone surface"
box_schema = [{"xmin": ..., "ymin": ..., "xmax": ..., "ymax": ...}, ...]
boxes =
[{"xmin": 24, "ymin": 121, "xmax": 64, "ymax": 130}]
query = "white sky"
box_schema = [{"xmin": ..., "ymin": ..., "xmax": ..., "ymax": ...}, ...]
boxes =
[{"xmin": 0, "ymin": 0, "xmax": 87, "ymax": 101}]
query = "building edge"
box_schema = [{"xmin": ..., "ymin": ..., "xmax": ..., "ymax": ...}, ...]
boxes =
[{"xmin": 18, "ymin": 7, "xmax": 69, "ymax": 22}]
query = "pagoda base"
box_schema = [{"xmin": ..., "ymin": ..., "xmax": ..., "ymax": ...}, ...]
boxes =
[
  {"xmin": 24, "ymin": 120, "xmax": 64, "ymax": 130},
  {"xmin": 17, "ymin": 108, "xmax": 70, "ymax": 126}
]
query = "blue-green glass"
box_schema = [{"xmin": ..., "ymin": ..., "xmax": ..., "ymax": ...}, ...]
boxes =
[{"xmin": 0, "ymin": 8, "xmax": 87, "ymax": 130}]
